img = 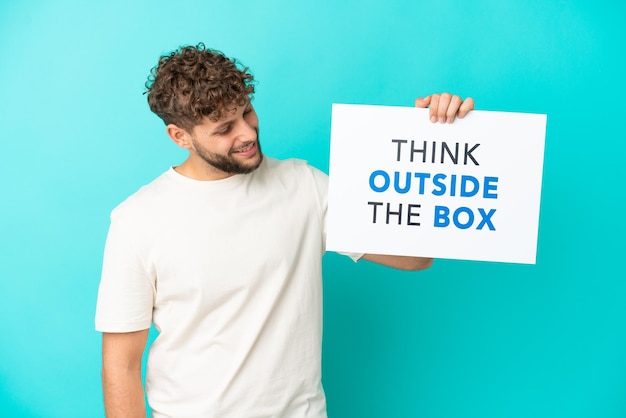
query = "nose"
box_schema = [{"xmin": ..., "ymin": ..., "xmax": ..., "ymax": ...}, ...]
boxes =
[{"xmin": 236, "ymin": 114, "xmax": 258, "ymax": 141}]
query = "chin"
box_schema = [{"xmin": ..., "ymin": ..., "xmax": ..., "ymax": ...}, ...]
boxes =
[
  {"xmin": 247, "ymin": 153, "xmax": 264, "ymax": 172},
  {"xmin": 236, "ymin": 153, "xmax": 263, "ymax": 174}
]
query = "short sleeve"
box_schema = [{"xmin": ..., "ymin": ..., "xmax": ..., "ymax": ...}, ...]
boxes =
[
  {"xmin": 95, "ymin": 207, "xmax": 155, "ymax": 332},
  {"xmin": 307, "ymin": 163, "xmax": 363, "ymax": 263}
]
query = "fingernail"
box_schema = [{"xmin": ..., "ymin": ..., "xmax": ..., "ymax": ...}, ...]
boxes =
[
  {"xmin": 430, "ymin": 116, "xmax": 437, "ymax": 123},
  {"xmin": 439, "ymin": 116, "xmax": 446, "ymax": 123}
]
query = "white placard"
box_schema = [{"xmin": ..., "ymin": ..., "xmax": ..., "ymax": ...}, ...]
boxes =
[{"xmin": 326, "ymin": 104, "xmax": 547, "ymax": 264}]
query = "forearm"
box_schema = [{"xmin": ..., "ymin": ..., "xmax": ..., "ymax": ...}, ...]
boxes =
[
  {"xmin": 102, "ymin": 365, "xmax": 146, "ymax": 418},
  {"xmin": 101, "ymin": 330, "xmax": 149, "ymax": 418},
  {"xmin": 361, "ymin": 254, "xmax": 433, "ymax": 270}
]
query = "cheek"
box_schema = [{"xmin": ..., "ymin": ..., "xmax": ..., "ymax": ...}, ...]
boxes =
[
  {"xmin": 195, "ymin": 136, "xmax": 231, "ymax": 155},
  {"xmin": 216, "ymin": 139, "xmax": 236, "ymax": 154}
]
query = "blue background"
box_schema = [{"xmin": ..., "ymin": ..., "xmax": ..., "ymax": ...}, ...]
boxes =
[{"xmin": 1, "ymin": 1, "xmax": 624, "ymax": 417}]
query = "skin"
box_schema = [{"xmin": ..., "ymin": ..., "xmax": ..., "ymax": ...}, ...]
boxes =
[
  {"xmin": 102, "ymin": 93, "xmax": 474, "ymax": 417},
  {"xmin": 102, "ymin": 330, "xmax": 148, "ymax": 418},
  {"xmin": 416, "ymin": 92, "xmax": 475, "ymax": 124},
  {"xmin": 165, "ymin": 102, "xmax": 262, "ymax": 181}
]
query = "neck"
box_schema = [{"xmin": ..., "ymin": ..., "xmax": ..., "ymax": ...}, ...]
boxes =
[{"xmin": 174, "ymin": 157, "xmax": 234, "ymax": 181}]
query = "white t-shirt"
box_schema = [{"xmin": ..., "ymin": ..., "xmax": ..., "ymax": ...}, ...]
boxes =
[{"xmin": 96, "ymin": 157, "xmax": 351, "ymax": 418}]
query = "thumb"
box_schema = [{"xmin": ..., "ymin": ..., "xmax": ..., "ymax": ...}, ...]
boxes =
[{"xmin": 414, "ymin": 96, "xmax": 431, "ymax": 108}]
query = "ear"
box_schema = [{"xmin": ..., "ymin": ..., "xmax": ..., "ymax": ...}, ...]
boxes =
[{"xmin": 166, "ymin": 124, "xmax": 192, "ymax": 149}]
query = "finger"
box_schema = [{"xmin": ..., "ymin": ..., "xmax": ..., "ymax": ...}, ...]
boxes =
[
  {"xmin": 446, "ymin": 95, "xmax": 464, "ymax": 124},
  {"xmin": 414, "ymin": 96, "xmax": 431, "ymax": 108},
  {"xmin": 429, "ymin": 94, "xmax": 440, "ymax": 122},
  {"xmin": 458, "ymin": 97, "xmax": 475, "ymax": 119},
  {"xmin": 436, "ymin": 92, "xmax": 452, "ymax": 123}
]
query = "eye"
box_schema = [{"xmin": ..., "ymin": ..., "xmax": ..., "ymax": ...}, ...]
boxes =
[{"xmin": 215, "ymin": 124, "xmax": 233, "ymax": 136}]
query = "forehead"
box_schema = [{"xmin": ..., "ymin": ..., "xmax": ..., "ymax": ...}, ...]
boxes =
[
  {"xmin": 192, "ymin": 101, "xmax": 251, "ymax": 133},
  {"xmin": 211, "ymin": 99, "xmax": 251, "ymax": 121}
]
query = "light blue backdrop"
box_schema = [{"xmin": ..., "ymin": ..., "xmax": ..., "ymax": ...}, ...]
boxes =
[{"xmin": 1, "ymin": 1, "xmax": 624, "ymax": 417}]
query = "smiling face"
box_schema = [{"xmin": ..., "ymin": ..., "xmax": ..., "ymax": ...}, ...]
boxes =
[
  {"xmin": 146, "ymin": 44, "xmax": 261, "ymax": 181},
  {"xmin": 168, "ymin": 101, "xmax": 263, "ymax": 180},
  {"xmin": 190, "ymin": 102, "xmax": 262, "ymax": 177}
]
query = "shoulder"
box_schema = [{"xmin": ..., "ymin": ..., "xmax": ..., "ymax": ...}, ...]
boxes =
[
  {"xmin": 257, "ymin": 157, "xmax": 328, "ymax": 213},
  {"xmin": 261, "ymin": 157, "xmax": 327, "ymax": 185},
  {"xmin": 109, "ymin": 170, "xmax": 173, "ymax": 223}
]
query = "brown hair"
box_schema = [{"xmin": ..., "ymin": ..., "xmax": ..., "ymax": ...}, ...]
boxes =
[{"xmin": 145, "ymin": 43, "xmax": 255, "ymax": 131}]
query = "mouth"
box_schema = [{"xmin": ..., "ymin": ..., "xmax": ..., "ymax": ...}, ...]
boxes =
[{"xmin": 232, "ymin": 142, "xmax": 257, "ymax": 156}]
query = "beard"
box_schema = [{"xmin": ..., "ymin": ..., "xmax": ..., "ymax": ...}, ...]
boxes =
[{"xmin": 192, "ymin": 135, "xmax": 264, "ymax": 175}]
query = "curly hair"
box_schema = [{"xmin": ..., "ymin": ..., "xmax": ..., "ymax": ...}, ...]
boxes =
[{"xmin": 145, "ymin": 43, "xmax": 255, "ymax": 131}]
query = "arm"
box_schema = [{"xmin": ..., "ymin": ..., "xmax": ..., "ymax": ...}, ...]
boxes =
[
  {"xmin": 102, "ymin": 329, "xmax": 149, "ymax": 418},
  {"xmin": 361, "ymin": 253, "xmax": 433, "ymax": 271},
  {"xmin": 358, "ymin": 93, "xmax": 474, "ymax": 271}
]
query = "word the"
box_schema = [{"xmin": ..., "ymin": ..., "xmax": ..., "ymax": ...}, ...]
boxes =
[{"xmin": 367, "ymin": 202, "xmax": 421, "ymax": 225}]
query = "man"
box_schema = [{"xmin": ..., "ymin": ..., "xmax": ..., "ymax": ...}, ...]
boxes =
[{"xmin": 95, "ymin": 43, "xmax": 474, "ymax": 418}]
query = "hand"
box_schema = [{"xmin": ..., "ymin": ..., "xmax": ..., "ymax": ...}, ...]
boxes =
[{"xmin": 415, "ymin": 93, "xmax": 474, "ymax": 124}]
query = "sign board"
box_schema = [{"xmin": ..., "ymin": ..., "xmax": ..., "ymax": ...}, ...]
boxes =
[{"xmin": 326, "ymin": 104, "xmax": 547, "ymax": 264}]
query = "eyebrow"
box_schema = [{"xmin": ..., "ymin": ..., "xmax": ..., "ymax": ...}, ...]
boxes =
[
  {"xmin": 212, "ymin": 102, "xmax": 252, "ymax": 133},
  {"xmin": 214, "ymin": 120, "xmax": 233, "ymax": 133}
]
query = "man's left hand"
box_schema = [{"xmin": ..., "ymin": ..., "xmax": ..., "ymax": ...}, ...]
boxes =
[{"xmin": 415, "ymin": 93, "xmax": 474, "ymax": 124}]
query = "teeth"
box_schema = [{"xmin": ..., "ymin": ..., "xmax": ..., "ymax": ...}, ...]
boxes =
[{"xmin": 236, "ymin": 143, "xmax": 253, "ymax": 152}]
